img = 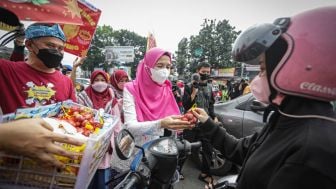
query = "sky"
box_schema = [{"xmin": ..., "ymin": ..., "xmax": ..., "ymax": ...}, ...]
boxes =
[
  {"xmin": 1, "ymin": 0, "xmax": 335, "ymax": 65},
  {"xmin": 91, "ymin": 0, "xmax": 335, "ymax": 53}
]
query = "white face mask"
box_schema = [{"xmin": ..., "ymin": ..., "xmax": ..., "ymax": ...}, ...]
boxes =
[
  {"xmin": 92, "ymin": 81, "xmax": 108, "ymax": 92},
  {"xmin": 150, "ymin": 68, "xmax": 170, "ymax": 84}
]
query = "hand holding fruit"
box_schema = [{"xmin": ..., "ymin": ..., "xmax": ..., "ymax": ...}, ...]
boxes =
[
  {"xmin": 181, "ymin": 110, "xmax": 198, "ymax": 124},
  {"xmin": 191, "ymin": 108, "xmax": 209, "ymax": 123},
  {"xmin": 160, "ymin": 115, "xmax": 195, "ymax": 130}
]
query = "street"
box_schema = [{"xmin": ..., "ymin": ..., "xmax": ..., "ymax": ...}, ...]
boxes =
[{"xmin": 175, "ymin": 159, "xmax": 220, "ymax": 189}]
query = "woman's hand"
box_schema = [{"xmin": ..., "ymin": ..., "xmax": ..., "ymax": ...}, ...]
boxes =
[
  {"xmin": 160, "ymin": 115, "xmax": 195, "ymax": 130},
  {"xmin": 0, "ymin": 118, "xmax": 84, "ymax": 168},
  {"xmin": 191, "ymin": 108, "xmax": 209, "ymax": 123}
]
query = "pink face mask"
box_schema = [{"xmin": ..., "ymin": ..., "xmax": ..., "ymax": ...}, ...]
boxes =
[
  {"xmin": 92, "ymin": 81, "xmax": 108, "ymax": 93},
  {"xmin": 250, "ymin": 74, "xmax": 271, "ymax": 104}
]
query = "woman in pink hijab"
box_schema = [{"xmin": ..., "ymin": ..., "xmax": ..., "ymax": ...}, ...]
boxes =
[{"xmin": 123, "ymin": 47, "xmax": 194, "ymax": 146}]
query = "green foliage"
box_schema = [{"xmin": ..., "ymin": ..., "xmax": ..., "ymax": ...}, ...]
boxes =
[
  {"xmin": 176, "ymin": 19, "xmax": 241, "ymax": 79},
  {"xmin": 175, "ymin": 38, "xmax": 189, "ymax": 79},
  {"xmin": 83, "ymin": 25, "xmax": 146, "ymax": 78}
]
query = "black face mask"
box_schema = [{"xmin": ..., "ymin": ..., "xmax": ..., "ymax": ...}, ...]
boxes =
[
  {"xmin": 35, "ymin": 48, "xmax": 64, "ymax": 68},
  {"xmin": 199, "ymin": 73, "xmax": 210, "ymax": 81}
]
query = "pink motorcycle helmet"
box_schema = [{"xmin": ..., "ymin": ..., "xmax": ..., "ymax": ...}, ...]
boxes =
[{"xmin": 232, "ymin": 6, "xmax": 336, "ymax": 102}]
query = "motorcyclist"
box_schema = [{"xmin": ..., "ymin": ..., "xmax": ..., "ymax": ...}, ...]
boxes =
[{"xmin": 192, "ymin": 6, "xmax": 336, "ymax": 189}]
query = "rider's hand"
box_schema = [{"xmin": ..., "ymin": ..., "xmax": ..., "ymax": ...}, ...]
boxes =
[
  {"xmin": 191, "ymin": 108, "xmax": 209, "ymax": 123},
  {"xmin": 160, "ymin": 115, "xmax": 195, "ymax": 130},
  {"xmin": 0, "ymin": 118, "xmax": 84, "ymax": 168}
]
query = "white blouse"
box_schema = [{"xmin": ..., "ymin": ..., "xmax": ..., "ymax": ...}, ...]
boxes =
[{"xmin": 123, "ymin": 87, "xmax": 164, "ymax": 146}]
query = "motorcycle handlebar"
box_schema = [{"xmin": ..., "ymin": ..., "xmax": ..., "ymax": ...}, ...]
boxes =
[
  {"xmin": 190, "ymin": 141, "xmax": 202, "ymax": 149},
  {"xmin": 115, "ymin": 173, "xmax": 140, "ymax": 189},
  {"xmin": 176, "ymin": 139, "xmax": 202, "ymax": 154}
]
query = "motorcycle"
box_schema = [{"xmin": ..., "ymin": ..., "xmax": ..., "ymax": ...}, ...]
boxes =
[{"xmin": 110, "ymin": 129, "xmax": 201, "ymax": 189}]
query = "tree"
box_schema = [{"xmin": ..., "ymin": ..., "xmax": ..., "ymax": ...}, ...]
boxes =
[
  {"xmin": 112, "ymin": 29, "xmax": 146, "ymax": 78},
  {"xmin": 176, "ymin": 19, "xmax": 241, "ymax": 76},
  {"xmin": 214, "ymin": 20, "xmax": 241, "ymax": 68},
  {"xmin": 83, "ymin": 25, "xmax": 146, "ymax": 78},
  {"xmin": 83, "ymin": 25, "xmax": 114, "ymax": 72},
  {"xmin": 175, "ymin": 38, "xmax": 189, "ymax": 79}
]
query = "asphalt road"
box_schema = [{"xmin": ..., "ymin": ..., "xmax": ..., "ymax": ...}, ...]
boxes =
[{"xmin": 175, "ymin": 158, "xmax": 220, "ymax": 189}]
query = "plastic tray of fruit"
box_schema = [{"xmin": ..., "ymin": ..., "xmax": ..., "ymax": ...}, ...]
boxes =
[{"xmin": 0, "ymin": 101, "xmax": 119, "ymax": 189}]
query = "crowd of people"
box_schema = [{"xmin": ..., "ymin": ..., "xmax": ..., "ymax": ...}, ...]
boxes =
[{"xmin": 0, "ymin": 5, "xmax": 336, "ymax": 189}]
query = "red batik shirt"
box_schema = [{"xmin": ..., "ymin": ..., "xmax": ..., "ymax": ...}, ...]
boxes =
[{"xmin": 0, "ymin": 59, "xmax": 76, "ymax": 114}]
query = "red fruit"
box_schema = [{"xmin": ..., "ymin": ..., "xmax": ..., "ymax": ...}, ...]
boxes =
[
  {"xmin": 184, "ymin": 113, "xmax": 194, "ymax": 121},
  {"xmin": 75, "ymin": 121, "xmax": 81, "ymax": 127},
  {"xmin": 83, "ymin": 113, "xmax": 93, "ymax": 120},
  {"xmin": 93, "ymin": 122, "xmax": 103, "ymax": 128},
  {"xmin": 81, "ymin": 120, "xmax": 88, "ymax": 127},
  {"xmin": 70, "ymin": 106, "xmax": 80, "ymax": 112},
  {"xmin": 181, "ymin": 117, "xmax": 188, "ymax": 121},
  {"xmin": 89, "ymin": 118, "xmax": 94, "ymax": 123},
  {"xmin": 83, "ymin": 129, "xmax": 91, "ymax": 137},
  {"xmin": 76, "ymin": 127, "xmax": 83, "ymax": 133},
  {"xmin": 75, "ymin": 114, "xmax": 84, "ymax": 122},
  {"xmin": 191, "ymin": 117, "xmax": 198, "ymax": 124}
]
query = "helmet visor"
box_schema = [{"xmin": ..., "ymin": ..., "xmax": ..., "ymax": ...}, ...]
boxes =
[{"xmin": 232, "ymin": 23, "xmax": 282, "ymax": 64}]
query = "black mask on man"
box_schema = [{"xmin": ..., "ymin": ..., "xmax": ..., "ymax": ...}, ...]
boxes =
[
  {"xmin": 36, "ymin": 48, "xmax": 63, "ymax": 68},
  {"xmin": 199, "ymin": 73, "xmax": 210, "ymax": 81}
]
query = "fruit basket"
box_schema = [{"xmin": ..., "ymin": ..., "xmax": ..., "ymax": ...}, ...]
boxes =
[{"xmin": 0, "ymin": 101, "xmax": 119, "ymax": 189}]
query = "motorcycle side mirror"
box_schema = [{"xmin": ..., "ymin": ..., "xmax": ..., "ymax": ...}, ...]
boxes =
[
  {"xmin": 114, "ymin": 129, "xmax": 135, "ymax": 160},
  {"xmin": 250, "ymin": 100, "xmax": 267, "ymax": 112}
]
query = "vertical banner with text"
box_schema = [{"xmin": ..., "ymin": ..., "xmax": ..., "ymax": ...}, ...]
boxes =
[
  {"xmin": 61, "ymin": 0, "xmax": 101, "ymax": 57},
  {"xmin": 146, "ymin": 33, "xmax": 157, "ymax": 52}
]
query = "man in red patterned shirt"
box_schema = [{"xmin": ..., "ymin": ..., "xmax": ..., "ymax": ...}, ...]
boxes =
[{"xmin": 0, "ymin": 23, "xmax": 76, "ymax": 114}]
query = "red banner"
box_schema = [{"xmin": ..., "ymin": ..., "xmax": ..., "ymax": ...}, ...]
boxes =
[
  {"xmin": 61, "ymin": 0, "xmax": 101, "ymax": 57},
  {"xmin": 0, "ymin": 0, "xmax": 83, "ymax": 25},
  {"xmin": 146, "ymin": 33, "xmax": 157, "ymax": 52}
]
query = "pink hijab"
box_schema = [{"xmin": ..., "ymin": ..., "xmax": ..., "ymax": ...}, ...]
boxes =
[{"xmin": 125, "ymin": 47, "xmax": 180, "ymax": 121}]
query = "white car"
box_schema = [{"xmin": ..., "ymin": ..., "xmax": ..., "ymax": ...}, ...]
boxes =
[{"xmin": 75, "ymin": 78, "xmax": 90, "ymax": 91}]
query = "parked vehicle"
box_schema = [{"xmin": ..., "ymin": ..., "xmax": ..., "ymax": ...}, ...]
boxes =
[
  {"xmin": 190, "ymin": 93, "xmax": 266, "ymax": 176},
  {"xmin": 75, "ymin": 78, "xmax": 90, "ymax": 92}
]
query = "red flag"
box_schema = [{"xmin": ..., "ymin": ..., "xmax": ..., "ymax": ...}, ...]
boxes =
[
  {"xmin": 0, "ymin": 0, "xmax": 83, "ymax": 25},
  {"xmin": 60, "ymin": 0, "xmax": 101, "ymax": 57},
  {"xmin": 146, "ymin": 33, "xmax": 157, "ymax": 52}
]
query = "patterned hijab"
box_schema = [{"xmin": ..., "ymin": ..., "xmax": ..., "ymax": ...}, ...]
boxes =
[{"xmin": 125, "ymin": 47, "xmax": 180, "ymax": 121}]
